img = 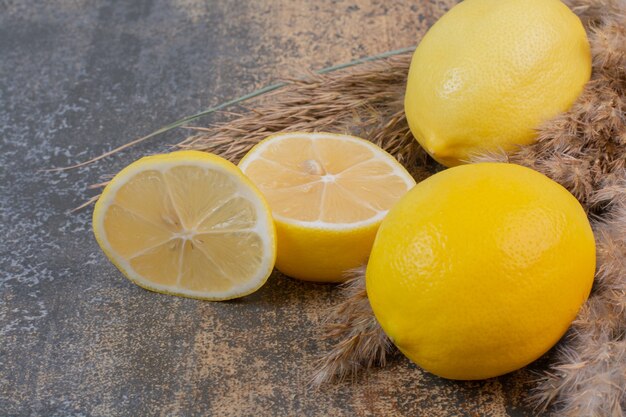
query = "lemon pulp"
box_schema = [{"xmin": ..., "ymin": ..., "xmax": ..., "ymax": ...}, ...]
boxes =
[{"xmin": 93, "ymin": 151, "xmax": 276, "ymax": 300}]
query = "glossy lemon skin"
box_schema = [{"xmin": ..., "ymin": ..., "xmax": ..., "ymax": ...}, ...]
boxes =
[
  {"xmin": 274, "ymin": 220, "xmax": 379, "ymax": 282},
  {"xmin": 405, "ymin": 0, "xmax": 592, "ymax": 167},
  {"xmin": 366, "ymin": 163, "xmax": 596, "ymax": 380}
]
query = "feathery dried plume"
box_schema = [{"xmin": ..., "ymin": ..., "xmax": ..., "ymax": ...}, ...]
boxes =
[
  {"xmin": 530, "ymin": 200, "xmax": 626, "ymax": 416},
  {"xmin": 309, "ymin": 267, "xmax": 397, "ymax": 388},
  {"xmin": 179, "ymin": 55, "xmax": 434, "ymax": 182}
]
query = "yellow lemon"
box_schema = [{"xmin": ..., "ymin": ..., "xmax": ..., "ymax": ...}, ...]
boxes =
[
  {"xmin": 405, "ymin": 0, "xmax": 591, "ymax": 167},
  {"xmin": 239, "ymin": 132, "xmax": 416, "ymax": 282},
  {"xmin": 93, "ymin": 150, "xmax": 276, "ymax": 300},
  {"xmin": 366, "ymin": 163, "xmax": 596, "ymax": 380}
]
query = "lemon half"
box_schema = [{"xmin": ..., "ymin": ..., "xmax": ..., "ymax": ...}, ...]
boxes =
[
  {"xmin": 239, "ymin": 132, "xmax": 416, "ymax": 282},
  {"xmin": 93, "ymin": 150, "xmax": 276, "ymax": 300}
]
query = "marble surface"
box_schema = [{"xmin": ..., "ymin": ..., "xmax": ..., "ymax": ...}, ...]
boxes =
[{"xmin": 0, "ymin": 1, "xmax": 542, "ymax": 415}]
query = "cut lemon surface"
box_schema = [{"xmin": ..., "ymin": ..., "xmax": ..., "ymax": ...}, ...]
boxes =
[
  {"xmin": 239, "ymin": 132, "xmax": 416, "ymax": 282},
  {"xmin": 92, "ymin": 150, "xmax": 276, "ymax": 300}
]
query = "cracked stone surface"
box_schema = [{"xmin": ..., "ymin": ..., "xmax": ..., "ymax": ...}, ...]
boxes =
[{"xmin": 1, "ymin": 1, "xmax": 541, "ymax": 415}]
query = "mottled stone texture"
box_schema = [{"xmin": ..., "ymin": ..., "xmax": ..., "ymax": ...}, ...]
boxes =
[{"xmin": 0, "ymin": 1, "xmax": 542, "ymax": 415}]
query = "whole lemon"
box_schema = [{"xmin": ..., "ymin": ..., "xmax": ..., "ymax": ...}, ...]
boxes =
[
  {"xmin": 366, "ymin": 163, "xmax": 596, "ymax": 380},
  {"xmin": 405, "ymin": 0, "xmax": 591, "ymax": 167}
]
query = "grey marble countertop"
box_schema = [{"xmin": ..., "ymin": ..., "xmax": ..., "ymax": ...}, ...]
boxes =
[{"xmin": 1, "ymin": 1, "xmax": 539, "ymax": 415}]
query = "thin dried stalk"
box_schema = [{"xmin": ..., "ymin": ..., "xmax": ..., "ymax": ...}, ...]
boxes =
[
  {"xmin": 178, "ymin": 55, "xmax": 434, "ymax": 181},
  {"xmin": 49, "ymin": 47, "xmax": 416, "ymax": 172}
]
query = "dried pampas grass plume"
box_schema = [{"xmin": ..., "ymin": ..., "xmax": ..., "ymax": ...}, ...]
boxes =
[
  {"xmin": 179, "ymin": 54, "xmax": 434, "ymax": 181},
  {"xmin": 309, "ymin": 267, "xmax": 396, "ymax": 388},
  {"xmin": 530, "ymin": 201, "xmax": 626, "ymax": 416}
]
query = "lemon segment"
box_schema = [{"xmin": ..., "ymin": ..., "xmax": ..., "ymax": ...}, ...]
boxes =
[
  {"xmin": 239, "ymin": 132, "xmax": 416, "ymax": 282},
  {"xmin": 93, "ymin": 150, "xmax": 276, "ymax": 300}
]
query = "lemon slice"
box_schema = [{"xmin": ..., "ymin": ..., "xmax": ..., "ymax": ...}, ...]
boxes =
[
  {"xmin": 93, "ymin": 150, "xmax": 276, "ymax": 300},
  {"xmin": 239, "ymin": 132, "xmax": 416, "ymax": 282}
]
